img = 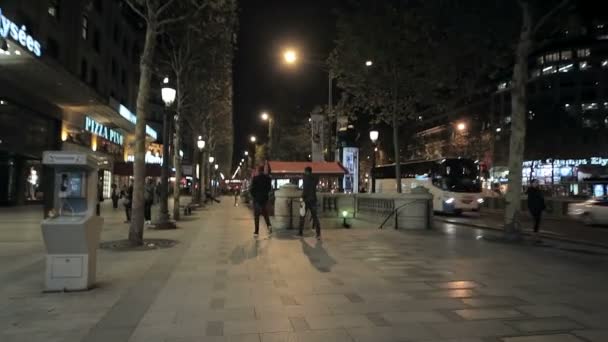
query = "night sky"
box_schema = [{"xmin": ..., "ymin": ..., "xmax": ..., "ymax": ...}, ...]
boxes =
[{"xmin": 233, "ymin": 0, "xmax": 340, "ymax": 167}]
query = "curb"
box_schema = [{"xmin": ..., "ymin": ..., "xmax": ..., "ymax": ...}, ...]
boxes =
[{"xmin": 435, "ymin": 218, "xmax": 608, "ymax": 250}]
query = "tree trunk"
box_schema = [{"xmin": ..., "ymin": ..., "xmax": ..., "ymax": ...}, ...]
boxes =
[
  {"xmin": 173, "ymin": 116, "xmax": 182, "ymax": 220},
  {"xmin": 129, "ymin": 21, "xmax": 157, "ymax": 246},
  {"xmin": 504, "ymin": 3, "xmax": 533, "ymax": 237},
  {"xmin": 392, "ymin": 112, "xmax": 402, "ymax": 193}
]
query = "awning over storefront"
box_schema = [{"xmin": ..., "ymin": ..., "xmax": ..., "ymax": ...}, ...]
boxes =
[
  {"xmin": 268, "ymin": 161, "xmax": 347, "ymax": 178},
  {"xmin": 114, "ymin": 162, "xmax": 163, "ymax": 177}
]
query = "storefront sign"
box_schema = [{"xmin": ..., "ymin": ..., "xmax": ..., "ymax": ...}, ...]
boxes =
[
  {"xmin": 118, "ymin": 104, "xmax": 158, "ymax": 140},
  {"xmin": 0, "ymin": 9, "xmax": 42, "ymax": 57},
  {"xmin": 126, "ymin": 151, "xmax": 162, "ymax": 165},
  {"xmin": 85, "ymin": 116, "xmax": 124, "ymax": 146},
  {"xmin": 523, "ymin": 157, "xmax": 608, "ymax": 168}
]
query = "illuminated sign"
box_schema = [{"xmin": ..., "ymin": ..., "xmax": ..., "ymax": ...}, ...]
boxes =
[
  {"xmin": 0, "ymin": 9, "xmax": 42, "ymax": 57},
  {"xmin": 523, "ymin": 157, "xmax": 608, "ymax": 168},
  {"xmin": 85, "ymin": 116, "xmax": 124, "ymax": 146},
  {"xmin": 118, "ymin": 104, "xmax": 158, "ymax": 140},
  {"xmin": 127, "ymin": 151, "xmax": 162, "ymax": 165}
]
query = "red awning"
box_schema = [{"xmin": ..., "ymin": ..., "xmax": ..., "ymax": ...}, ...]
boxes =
[
  {"xmin": 113, "ymin": 162, "xmax": 163, "ymax": 177},
  {"xmin": 268, "ymin": 161, "xmax": 347, "ymax": 177}
]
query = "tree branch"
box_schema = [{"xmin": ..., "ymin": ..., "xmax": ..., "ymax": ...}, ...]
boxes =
[
  {"xmin": 533, "ymin": 0, "xmax": 570, "ymax": 34},
  {"xmin": 158, "ymin": 14, "xmax": 189, "ymax": 27},
  {"xmin": 124, "ymin": 0, "xmax": 148, "ymax": 22},
  {"xmin": 156, "ymin": 0, "xmax": 176, "ymax": 17}
]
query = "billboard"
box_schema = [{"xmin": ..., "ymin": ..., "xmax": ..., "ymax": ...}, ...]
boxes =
[{"xmin": 342, "ymin": 147, "xmax": 359, "ymax": 193}]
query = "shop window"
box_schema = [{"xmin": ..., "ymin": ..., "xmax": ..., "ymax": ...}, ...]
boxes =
[
  {"xmin": 81, "ymin": 15, "xmax": 88, "ymax": 40},
  {"xmin": 561, "ymin": 50, "xmax": 572, "ymax": 60},
  {"xmin": 545, "ymin": 52, "xmax": 559, "ymax": 62}
]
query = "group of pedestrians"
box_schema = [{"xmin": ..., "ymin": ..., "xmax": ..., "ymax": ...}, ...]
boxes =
[
  {"xmin": 249, "ymin": 165, "xmax": 321, "ymax": 240},
  {"xmin": 109, "ymin": 178, "xmax": 157, "ymax": 224}
]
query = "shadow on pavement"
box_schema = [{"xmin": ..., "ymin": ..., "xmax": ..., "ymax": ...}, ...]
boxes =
[
  {"xmin": 300, "ymin": 238, "xmax": 336, "ymax": 273},
  {"xmin": 230, "ymin": 238, "xmax": 266, "ymax": 264}
]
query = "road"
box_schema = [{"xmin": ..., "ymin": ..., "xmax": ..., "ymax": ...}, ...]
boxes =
[{"xmin": 435, "ymin": 210, "xmax": 608, "ymax": 247}]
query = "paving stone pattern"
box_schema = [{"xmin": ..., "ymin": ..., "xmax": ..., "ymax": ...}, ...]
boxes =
[{"xmin": 1, "ymin": 200, "xmax": 608, "ymax": 341}]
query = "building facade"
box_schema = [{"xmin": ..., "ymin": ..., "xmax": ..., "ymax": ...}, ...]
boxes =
[
  {"xmin": 407, "ymin": 21, "xmax": 608, "ymax": 196},
  {"xmin": 0, "ymin": 0, "xmax": 158, "ymax": 206}
]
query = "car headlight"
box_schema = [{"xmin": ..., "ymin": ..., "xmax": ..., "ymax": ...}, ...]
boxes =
[
  {"xmin": 477, "ymin": 198, "xmax": 484, "ymax": 204},
  {"xmin": 445, "ymin": 197, "xmax": 455, "ymax": 204}
]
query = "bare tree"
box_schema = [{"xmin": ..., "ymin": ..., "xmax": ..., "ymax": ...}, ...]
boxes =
[
  {"xmin": 503, "ymin": 0, "xmax": 570, "ymax": 238},
  {"xmin": 124, "ymin": 0, "xmax": 188, "ymax": 246}
]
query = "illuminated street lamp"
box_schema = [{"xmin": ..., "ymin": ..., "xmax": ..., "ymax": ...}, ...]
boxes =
[
  {"xmin": 365, "ymin": 60, "xmax": 373, "ymax": 67},
  {"xmin": 260, "ymin": 111, "xmax": 274, "ymax": 159},
  {"xmin": 283, "ymin": 49, "xmax": 297, "ymax": 64},
  {"xmin": 161, "ymin": 77, "xmax": 176, "ymax": 107},
  {"xmin": 209, "ymin": 156, "xmax": 215, "ymax": 164},
  {"xmin": 215, "ymin": 164, "xmax": 219, "ymax": 170},
  {"xmin": 250, "ymin": 135, "xmax": 257, "ymax": 143},
  {"xmin": 369, "ymin": 129, "xmax": 380, "ymax": 193},
  {"xmin": 244, "ymin": 151, "xmax": 249, "ymax": 156},
  {"xmin": 157, "ymin": 77, "xmax": 177, "ymax": 228},
  {"xmin": 457, "ymin": 122, "xmax": 466, "ymax": 131}
]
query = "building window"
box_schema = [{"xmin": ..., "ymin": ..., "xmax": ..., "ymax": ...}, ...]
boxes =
[
  {"xmin": 558, "ymin": 63, "xmax": 573, "ymax": 73},
  {"xmin": 47, "ymin": 38, "xmax": 59, "ymax": 59},
  {"xmin": 561, "ymin": 50, "xmax": 572, "ymax": 60},
  {"xmin": 48, "ymin": 0, "xmax": 61, "ymax": 19},
  {"xmin": 80, "ymin": 59, "xmax": 88, "ymax": 81},
  {"xmin": 93, "ymin": 29, "xmax": 101, "ymax": 52},
  {"xmin": 81, "ymin": 15, "xmax": 88, "ymax": 40},
  {"xmin": 91, "ymin": 68, "xmax": 98, "ymax": 89},
  {"xmin": 577, "ymin": 48, "xmax": 590, "ymax": 57},
  {"xmin": 545, "ymin": 52, "xmax": 559, "ymax": 62}
]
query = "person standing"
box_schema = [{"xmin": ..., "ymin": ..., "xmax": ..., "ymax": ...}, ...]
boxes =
[
  {"xmin": 527, "ymin": 179, "xmax": 545, "ymax": 242},
  {"xmin": 234, "ymin": 187, "xmax": 241, "ymax": 207},
  {"xmin": 144, "ymin": 178, "xmax": 155, "ymax": 224},
  {"xmin": 111, "ymin": 183, "xmax": 120, "ymax": 209},
  {"xmin": 250, "ymin": 166, "xmax": 272, "ymax": 237},
  {"xmin": 299, "ymin": 166, "xmax": 321, "ymax": 239},
  {"xmin": 123, "ymin": 180, "xmax": 133, "ymax": 223}
]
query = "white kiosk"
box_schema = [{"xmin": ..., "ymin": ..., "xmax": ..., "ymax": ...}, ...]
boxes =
[{"xmin": 41, "ymin": 151, "xmax": 103, "ymax": 291}]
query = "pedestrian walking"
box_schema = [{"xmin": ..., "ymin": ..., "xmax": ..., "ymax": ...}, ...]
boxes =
[
  {"xmin": 234, "ymin": 187, "xmax": 241, "ymax": 207},
  {"xmin": 111, "ymin": 183, "xmax": 120, "ymax": 209},
  {"xmin": 527, "ymin": 179, "xmax": 545, "ymax": 242},
  {"xmin": 250, "ymin": 166, "xmax": 272, "ymax": 237},
  {"xmin": 123, "ymin": 180, "xmax": 133, "ymax": 223},
  {"xmin": 299, "ymin": 166, "xmax": 321, "ymax": 239},
  {"xmin": 144, "ymin": 178, "xmax": 155, "ymax": 224}
]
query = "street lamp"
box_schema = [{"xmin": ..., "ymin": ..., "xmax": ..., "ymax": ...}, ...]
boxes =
[
  {"xmin": 365, "ymin": 60, "xmax": 373, "ymax": 67},
  {"xmin": 250, "ymin": 135, "xmax": 257, "ymax": 143},
  {"xmin": 196, "ymin": 136, "xmax": 206, "ymax": 204},
  {"xmin": 457, "ymin": 122, "xmax": 466, "ymax": 131},
  {"xmin": 369, "ymin": 129, "xmax": 379, "ymax": 193},
  {"xmin": 261, "ymin": 111, "xmax": 274, "ymax": 159},
  {"xmin": 283, "ymin": 49, "xmax": 297, "ymax": 64},
  {"xmin": 156, "ymin": 77, "xmax": 177, "ymax": 228},
  {"xmin": 209, "ymin": 156, "xmax": 215, "ymax": 164},
  {"xmin": 215, "ymin": 164, "xmax": 219, "ymax": 170},
  {"xmin": 244, "ymin": 151, "xmax": 249, "ymax": 156}
]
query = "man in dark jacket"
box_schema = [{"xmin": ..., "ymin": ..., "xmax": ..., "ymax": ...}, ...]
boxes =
[
  {"xmin": 299, "ymin": 166, "xmax": 321, "ymax": 239},
  {"xmin": 250, "ymin": 166, "xmax": 272, "ymax": 237},
  {"xmin": 527, "ymin": 179, "xmax": 545, "ymax": 242}
]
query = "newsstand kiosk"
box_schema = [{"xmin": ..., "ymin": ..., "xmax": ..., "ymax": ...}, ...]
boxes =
[{"xmin": 41, "ymin": 151, "xmax": 103, "ymax": 291}]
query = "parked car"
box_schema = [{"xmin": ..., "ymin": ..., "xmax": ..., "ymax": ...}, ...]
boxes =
[{"xmin": 568, "ymin": 199, "xmax": 608, "ymax": 225}]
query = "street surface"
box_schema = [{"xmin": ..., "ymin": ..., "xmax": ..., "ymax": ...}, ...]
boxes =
[
  {"xmin": 435, "ymin": 210, "xmax": 608, "ymax": 247},
  {"xmin": 1, "ymin": 200, "xmax": 608, "ymax": 341}
]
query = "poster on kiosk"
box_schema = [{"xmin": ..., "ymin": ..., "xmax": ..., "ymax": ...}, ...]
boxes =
[
  {"xmin": 342, "ymin": 147, "xmax": 359, "ymax": 193},
  {"xmin": 40, "ymin": 151, "xmax": 103, "ymax": 291}
]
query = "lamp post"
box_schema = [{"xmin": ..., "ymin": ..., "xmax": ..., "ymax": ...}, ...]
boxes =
[
  {"xmin": 261, "ymin": 112, "xmax": 274, "ymax": 160},
  {"xmin": 157, "ymin": 77, "xmax": 176, "ymax": 228},
  {"xmin": 369, "ymin": 129, "xmax": 379, "ymax": 193},
  {"xmin": 196, "ymin": 136, "xmax": 205, "ymax": 204},
  {"xmin": 208, "ymin": 156, "xmax": 215, "ymax": 197}
]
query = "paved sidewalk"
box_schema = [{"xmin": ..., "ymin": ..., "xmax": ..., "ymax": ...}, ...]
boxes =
[{"xmin": 2, "ymin": 200, "xmax": 608, "ymax": 341}]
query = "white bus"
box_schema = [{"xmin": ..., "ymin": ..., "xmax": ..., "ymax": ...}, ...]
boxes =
[{"xmin": 373, "ymin": 158, "xmax": 483, "ymax": 214}]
